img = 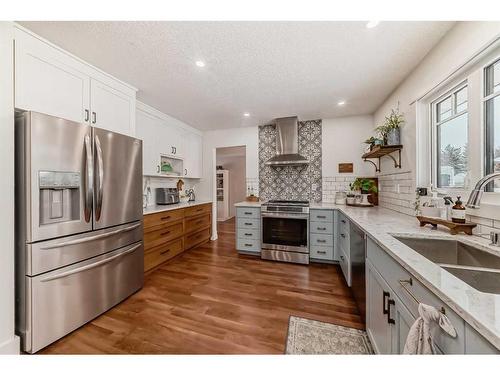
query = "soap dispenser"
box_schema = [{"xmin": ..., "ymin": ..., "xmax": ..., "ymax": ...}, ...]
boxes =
[
  {"xmin": 443, "ymin": 196, "xmax": 453, "ymax": 221},
  {"xmin": 451, "ymin": 196, "xmax": 466, "ymax": 224}
]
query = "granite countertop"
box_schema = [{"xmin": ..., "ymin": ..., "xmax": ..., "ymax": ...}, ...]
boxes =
[
  {"xmin": 143, "ymin": 200, "xmax": 213, "ymax": 215},
  {"xmin": 234, "ymin": 201, "xmax": 262, "ymax": 208},
  {"xmin": 234, "ymin": 200, "xmax": 500, "ymax": 349}
]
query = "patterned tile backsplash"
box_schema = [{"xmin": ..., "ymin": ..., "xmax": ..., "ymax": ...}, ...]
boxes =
[{"xmin": 259, "ymin": 120, "xmax": 322, "ymax": 202}]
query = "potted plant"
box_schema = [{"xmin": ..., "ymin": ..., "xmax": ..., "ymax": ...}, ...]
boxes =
[
  {"xmin": 364, "ymin": 136, "xmax": 384, "ymax": 151},
  {"xmin": 351, "ymin": 178, "xmax": 378, "ymax": 205},
  {"xmin": 375, "ymin": 108, "xmax": 405, "ymax": 146}
]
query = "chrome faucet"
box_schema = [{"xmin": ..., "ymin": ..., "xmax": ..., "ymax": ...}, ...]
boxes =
[{"xmin": 466, "ymin": 172, "xmax": 500, "ymax": 208}]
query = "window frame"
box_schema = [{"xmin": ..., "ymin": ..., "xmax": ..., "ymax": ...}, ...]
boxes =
[
  {"xmin": 483, "ymin": 57, "xmax": 500, "ymax": 192},
  {"xmin": 430, "ymin": 80, "xmax": 469, "ymax": 192}
]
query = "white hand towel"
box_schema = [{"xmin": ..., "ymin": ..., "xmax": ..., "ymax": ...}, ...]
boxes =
[{"xmin": 403, "ymin": 303, "xmax": 457, "ymax": 354}]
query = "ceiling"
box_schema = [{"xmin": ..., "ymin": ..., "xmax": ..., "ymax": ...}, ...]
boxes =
[{"xmin": 19, "ymin": 21, "xmax": 455, "ymax": 130}]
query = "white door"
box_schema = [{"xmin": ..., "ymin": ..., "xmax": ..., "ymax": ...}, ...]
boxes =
[
  {"xmin": 184, "ymin": 131, "xmax": 202, "ymax": 178},
  {"xmin": 136, "ymin": 108, "xmax": 162, "ymax": 176},
  {"xmin": 390, "ymin": 294, "xmax": 415, "ymax": 354},
  {"xmin": 90, "ymin": 78, "xmax": 135, "ymax": 136},
  {"xmin": 366, "ymin": 260, "xmax": 392, "ymax": 354},
  {"xmin": 15, "ymin": 28, "xmax": 90, "ymax": 123}
]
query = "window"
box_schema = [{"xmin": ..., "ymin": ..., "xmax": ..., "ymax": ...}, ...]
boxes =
[
  {"xmin": 484, "ymin": 59, "xmax": 500, "ymax": 192},
  {"xmin": 432, "ymin": 84, "xmax": 469, "ymax": 189}
]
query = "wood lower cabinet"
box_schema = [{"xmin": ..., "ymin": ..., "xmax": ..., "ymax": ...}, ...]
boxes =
[{"xmin": 143, "ymin": 203, "xmax": 212, "ymax": 272}]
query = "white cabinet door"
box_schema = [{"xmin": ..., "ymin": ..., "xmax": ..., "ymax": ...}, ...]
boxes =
[
  {"xmin": 136, "ymin": 108, "xmax": 162, "ymax": 176},
  {"xmin": 366, "ymin": 260, "xmax": 392, "ymax": 354},
  {"xmin": 390, "ymin": 294, "xmax": 415, "ymax": 354},
  {"xmin": 15, "ymin": 28, "xmax": 90, "ymax": 123},
  {"xmin": 90, "ymin": 78, "xmax": 135, "ymax": 136},
  {"xmin": 183, "ymin": 131, "xmax": 202, "ymax": 178}
]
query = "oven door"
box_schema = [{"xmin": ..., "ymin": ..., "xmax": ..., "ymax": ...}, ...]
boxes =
[{"xmin": 261, "ymin": 213, "xmax": 309, "ymax": 253}]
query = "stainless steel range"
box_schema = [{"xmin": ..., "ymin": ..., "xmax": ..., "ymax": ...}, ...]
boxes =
[{"xmin": 261, "ymin": 200, "xmax": 309, "ymax": 264}]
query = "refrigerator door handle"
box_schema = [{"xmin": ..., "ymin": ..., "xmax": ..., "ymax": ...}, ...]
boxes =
[
  {"xmin": 84, "ymin": 134, "xmax": 93, "ymax": 223},
  {"xmin": 39, "ymin": 222, "xmax": 142, "ymax": 250},
  {"xmin": 95, "ymin": 134, "xmax": 104, "ymax": 221},
  {"xmin": 39, "ymin": 243, "xmax": 141, "ymax": 282}
]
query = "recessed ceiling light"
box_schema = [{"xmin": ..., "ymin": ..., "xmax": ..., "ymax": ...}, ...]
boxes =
[
  {"xmin": 337, "ymin": 100, "xmax": 346, "ymax": 106},
  {"xmin": 243, "ymin": 112, "xmax": 250, "ymax": 117},
  {"xmin": 195, "ymin": 60, "xmax": 206, "ymax": 68},
  {"xmin": 366, "ymin": 21, "xmax": 380, "ymax": 29}
]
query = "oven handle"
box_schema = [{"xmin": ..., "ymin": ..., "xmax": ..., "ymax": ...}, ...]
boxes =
[{"xmin": 261, "ymin": 213, "xmax": 309, "ymax": 219}]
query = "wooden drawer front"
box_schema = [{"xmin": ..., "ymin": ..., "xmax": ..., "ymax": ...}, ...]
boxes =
[
  {"xmin": 144, "ymin": 222, "xmax": 183, "ymax": 250},
  {"xmin": 144, "ymin": 208, "xmax": 184, "ymax": 231},
  {"xmin": 237, "ymin": 228, "xmax": 260, "ymax": 240},
  {"xmin": 236, "ymin": 207, "xmax": 261, "ymax": 219},
  {"xmin": 339, "ymin": 246, "xmax": 351, "ymax": 286},
  {"xmin": 237, "ymin": 218, "xmax": 260, "ymax": 230},
  {"xmin": 310, "ymin": 245, "xmax": 334, "ymax": 260},
  {"xmin": 310, "ymin": 233, "xmax": 333, "ymax": 247},
  {"xmin": 185, "ymin": 203, "xmax": 212, "ymax": 218},
  {"xmin": 310, "ymin": 221, "xmax": 333, "ymax": 235},
  {"xmin": 236, "ymin": 238, "xmax": 261, "ymax": 253},
  {"xmin": 185, "ymin": 228, "xmax": 211, "ymax": 250},
  {"xmin": 367, "ymin": 237, "xmax": 465, "ymax": 353},
  {"xmin": 185, "ymin": 214, "xmax": 211, "ymax": 234},
  {"xmin": 144, "ymin": 238, "xmax": 183, "ymax": 272},
  {"xmin": 310, "ymin": 209, "xmax": 333, "ymax": 222}
]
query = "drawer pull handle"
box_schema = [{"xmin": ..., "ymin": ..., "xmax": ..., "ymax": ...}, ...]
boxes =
[
  {"xmin": 398, "ymin": 278, "xmax": 446, "ymax": 315},
  {"xmin": 161, "ymin": 231, "xmax": 171, "ymax": 236},
  {"xmin": 340, "ymin": 255, "xmax": 344, "ymax": 260},
  {"xmin": 317, "ymin": 215, "xmax": 326, "ymax": 219},
  {"xmin": 387, "ymin": 299, "xmax": 395, "ymax": 325},
  {"xmin": 340, "ymin": 233, "xmax": 346, "ymax": 238},
  {"xmin": 244, "ymin": 243, "xmax": 252, "ymax": 247},
  {"xmin": 383, "ymin": 291, "xmax": 390, "ymax": 315},
  {"xmin": 317, "ymin": 250, "xmax": 326, "ymax": 254},
  {"xmin": 244, "ymin": 212, "xmax": 252, "ymax": 215},
  {"xmin": 317, "ymin": 239, "xmax": 326, "ymax": 243},
  {"xmin": 161, "ymin": 216, "xmax": 171, "ymax": 221},
  {"xmin": 244, "ymin": 233, "xmax": 252, "ymax": 236},
  {"xmin": 341, "ymin": 219, "xmax": 346, "ymax": 224},
  {"xmin": 244, "ymin": 223, "xmax": 252, "ymax": 226},
  {"xmin": 160, "ymin": 249, "xmax": 171, "ymax": 255},
  {"xmin": 318, "ymin": 227, "xmax": 326, "ymax": 230}
]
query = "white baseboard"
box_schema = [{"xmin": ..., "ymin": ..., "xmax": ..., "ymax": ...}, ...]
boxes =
[{"xmin": 0, "ymin": 335, "xmax": 20, "ymax": 354}]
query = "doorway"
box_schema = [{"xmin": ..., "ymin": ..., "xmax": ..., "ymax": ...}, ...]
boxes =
[{"xmin": 215, "ymin": 146, "xmax": 246, "ymax": 224}]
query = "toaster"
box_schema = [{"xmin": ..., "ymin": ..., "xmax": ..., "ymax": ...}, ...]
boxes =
[{"xmin": 155, "ymin": 188, "xmax": 180, "ymax": 205}]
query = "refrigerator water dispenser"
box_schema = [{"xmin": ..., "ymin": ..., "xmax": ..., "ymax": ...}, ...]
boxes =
[{"xmin": 39, "ymin": 171, "xmax": 81, "ymax": 225}]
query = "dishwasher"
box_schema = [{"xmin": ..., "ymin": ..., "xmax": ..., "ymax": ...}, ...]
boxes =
[{"xmin": 350, "ymin": 221, "xmax": 367, "ymax": 323}]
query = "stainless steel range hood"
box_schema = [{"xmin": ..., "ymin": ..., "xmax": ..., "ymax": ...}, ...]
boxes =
[{"xmin": 265, "ymin": 116, "xmax": 309, "ymax": 166}]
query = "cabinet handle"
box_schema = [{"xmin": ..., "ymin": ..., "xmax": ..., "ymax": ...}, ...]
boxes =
[
  {"xmin": 244, "ymin": 212, "xmax": 252, "ymax": 215},
  {"xmin": 244, "ymin": 222, "xmax": 252, "ymax": 226},
  {"xmin": 161, "ymin": 231, "xmax": 171, "ymax": 236},
  {"xmin": 84, "ymin": 109, "xmax": 89, "ymax": 122},
  {"xmin": 157, "ymin": 165, "xmax": 160, "ymax": 173},
  {"xmin": 160, "ymin": 249, "xmax": 171, "ymax": 255},
  {"xmin": 383, "ymin": 291, "xmax": 390, "ymax": 315},
  {"xmin": 341, "ymin": 219, "xmax": 346, "ymax": 224},
  {"xmin": 184, "ymin": 168, "xmax": 187, "ymax": 175},
  {"xmin": 340, "ymin": 233, "xmax": 346, "ymax": 238},
  {"xmin": 244, "ymin": 233, "xmax": 252, "ymax": 236},
  {"xmin": 92, "ymin": 111, "xmax": 96, "ymax": 124},
  {"xmin": 340, "ymin": 255, "xmax": 344, "ymax": 260},
  {"xmin": 318, "ymin": 227, "xmax": 326, "ymax": 230},
  {"xmin": 317, "ymin": 215, "xmax": 326, "ymax": 219},
  {"xmin": 244, "ymin": 243, "xmax": 252, "ymax": 247},
  {"xmin": 317, "ymin": 239, "xmax": 326, "ymax": 243},
  {"xmin": 160, "ymin": 216, "xmax": 171, "ymax": 221},
  {"xmin": 317, "ymin": 250, "xmax": 326, "ymax": 254},
  {"xmin": 387, "ymin": 299, "xmax": 395, "ymax": 325}
]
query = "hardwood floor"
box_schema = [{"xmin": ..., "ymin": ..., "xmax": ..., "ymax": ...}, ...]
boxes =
[{"xmin": 41, "ymin": 218, "xmax": 362, "ymax": 354}]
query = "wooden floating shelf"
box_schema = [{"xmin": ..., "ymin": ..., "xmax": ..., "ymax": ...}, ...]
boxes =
[
  {"xmin": 416, "ymin": 215, "xmax": 477, "ymax": 235},
  {"xmin": 362, "ymin": 145, "xmax": 403, "ymax": 172}
]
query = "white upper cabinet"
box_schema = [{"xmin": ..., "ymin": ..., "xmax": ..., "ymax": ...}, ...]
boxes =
[
  {"xmin": 183, "ymin": 131, "xmax": 203, "ymax": 178},
  {"xmin": 14, "ymin": 26, "xmax": 137, "ymax": 136},
  {"xmin": 136, "ymin": 101, "xmax": 203, "ymax": 178},
  {"xmin": 15, "ymin": 27, "xmax": 90, "ymax": 123},
  {"xmin": 90, "ymin": 78, "xmax": 135, "ymax": 136}
]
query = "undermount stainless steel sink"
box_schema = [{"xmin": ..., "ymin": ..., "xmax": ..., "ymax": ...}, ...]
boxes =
[{"xmin": 393, "ymin": 236, "xmax": 500, "ymax": 294}]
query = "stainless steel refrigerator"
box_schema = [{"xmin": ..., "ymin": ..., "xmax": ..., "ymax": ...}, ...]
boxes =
[{"xmin": 15, "ymin": 111, "xmax": 144, "ymax": 353}]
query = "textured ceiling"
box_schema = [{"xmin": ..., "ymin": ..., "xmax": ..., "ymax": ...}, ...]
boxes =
[{"xmin": 19, "ymin": 21, "xmax": 454, "ymax": 130}]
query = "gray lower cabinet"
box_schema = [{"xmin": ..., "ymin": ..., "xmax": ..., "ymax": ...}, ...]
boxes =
[
  {"xmin": 366, "ymin": 236, "xmax": 499, "ymax": 354},
  {"xmin": 309, "ymin": 209, "xmax": 335, "ymax": 262},
  {"xmin": 236, "ymin": 206, "xmax": 261, "ymax": 255}
]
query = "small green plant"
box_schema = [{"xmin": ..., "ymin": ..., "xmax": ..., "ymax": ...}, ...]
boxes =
[
  {"xmin": 351, "ymin": 178, "xmax": 378, "ymax": 193},
  {"xmin": 375, "ymin": 108, "xmax": 405, "ymax": 139}
]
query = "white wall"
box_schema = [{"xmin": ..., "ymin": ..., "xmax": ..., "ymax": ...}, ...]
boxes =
[
  {"xmin": 0, "ymin": 22, "xmax": 19, "ymax": 354},
  {"xmin": 322, "ymin": 115, "xmax": 374, "ymax": 177}
]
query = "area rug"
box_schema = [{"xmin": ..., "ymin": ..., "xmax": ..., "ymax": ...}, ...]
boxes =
[{"xmin": 285, "ymin": 316, "xmax": 373, "ymax": 354}]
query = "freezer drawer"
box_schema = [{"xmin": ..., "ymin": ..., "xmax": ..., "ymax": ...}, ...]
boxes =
[
  {"xmin": 27, "ymin": 221, "xmax": 143, "ymax": 276},
  {"xmin": 23, "ymin": 241, "xmax": 143, "ymax": 353}
]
